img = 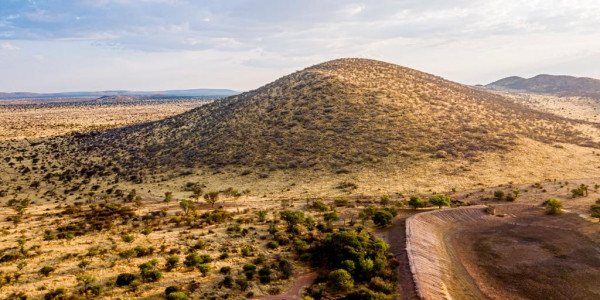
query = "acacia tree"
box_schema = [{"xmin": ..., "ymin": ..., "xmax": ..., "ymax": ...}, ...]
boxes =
[
  {"xmin": 280, "ymin": 210, "xmax": 305, "ymax": 232},
  {"xmin": 191, "ymin": 186, "xmax": 203, "ymax": 202},
  {"xmin": 180, "ymin": 199, "xmax": 194, "ymax": 216},
  {"xmin": 204, "ymin": 191, "xmax": 219, "ymax": 207},
  {"xmin": 430, "ymin": 194, "xmax": 450, "ymax": 208},
  {"xmin": 408, "ymin": 195, "xmax": 425, "ymax": 209}
]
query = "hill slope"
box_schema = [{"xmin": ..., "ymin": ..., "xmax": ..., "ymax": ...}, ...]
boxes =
[
  {"xmin": 73, "ymin": 59, "xmax": 597, "ymax": 177},
  {"xmin": 487, "ymin": 74, "xmax": 600, "ymax": 98},
  {"xmin": 1, "ymin": 58, "xmax": 600, "ymax": 198}
]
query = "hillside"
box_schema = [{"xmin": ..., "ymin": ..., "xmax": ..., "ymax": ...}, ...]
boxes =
[
  {"xmin": 1, "ymin": 58, "xmax": 600, "ymax": 199},
  {"xmin": 487, "ymin": 74, "xmax": 600, "ymax": 98},
  {"xmin": 75, "ymin": 59, "xmax": 596, "ymax": 174}
]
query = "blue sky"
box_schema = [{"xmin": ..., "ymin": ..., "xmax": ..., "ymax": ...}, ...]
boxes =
[{"xmin": 1, "ymin": 0, "xmax": 600, "ymax": 92}]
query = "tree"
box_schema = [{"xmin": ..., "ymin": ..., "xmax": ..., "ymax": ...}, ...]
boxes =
[
  {"xmin": 408, "ymin": 195, "xmax": 425, "ymax": 209},
  {"xmin": 280, "ymin": 210, "xmax": 305, "ymax": 231},
  {"xmin": 429, "ymin": 194, "xmax": 450, "ymax": 208},
  {"xmin": 328, "ymin": 269, "xmax": 354, "ymax": 291},
  {"xmin": 191, "ymin": 186, "xmax": 203, "ymax": 202},
  {"xmin": 545, "ymin": 198, "xmax": 563, "ymax": 215},
  {"xmin": 204, "ymin": 191, "xmax": 219, "ymax": 207},
  {"xmin": 166, "ymin": 256, "xmax": 179, "ymax": 271},
  {"xmin": 179, "ymin": 199, "xmax": 194, "ymax": 216},
  {"xmin": 371, "ymin": 210, "xmax": 393, "ymax": 228}
]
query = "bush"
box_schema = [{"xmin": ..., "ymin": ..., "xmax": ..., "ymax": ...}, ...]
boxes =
[
  {"xmin": 380, "ymin": 195, "xmax": 390, "ymax": 206},
  {"xmin": 372, "ymin": 210, "xmax": 393, "ymax": 228},
  {"xmin": 545, "ymin": 198, "xmax": 563, "ymax": 215},
  {"xmin": 334, "ymin": 197, "xmax": 349, "ymax": 207},
  {"xmin": 493, "ymin": 190, "xmax": 505, "ymax": 200},
  {"xmin": 197, "ymin": 264, "xmax": 211, "ymax": 276},
  {"xmin": 311, "ymin": 200, "xmax": 328, "ymax": 212},
  {"xmin": 116, "ymin": 273, "xmax": 137, "ymax": 286},
  {"xmin": 259, "ymin": 267, "xmax": 271, "ymax": 284},
  {"xmin": 40, "ymin": 266, "xmax": 55, "ymax": 277},
  {"xmin": 166, "ymin": 255, "xmax": 180, "ymax": 271},
  {"xmin": 590, "ymin": 204, "xmax": 600, "ymax": 218},
  {"xmin": 328, "ymin": 269, "xmax": 354, "ymax": 291},
  {"xmin": 236, "ymin": 278, "xmax": 249, "ymax": 291},
  {"xmin": 408, "ymin": 195, "xmax": 425, "ymax": 209},
  {"xmin": 267, "ymin": 241, "xmax": 279, "ymax": 249},
  {"xmin": 165, "ymin": 285, "xmax": 182, "ymax": 295},
  {"xmin": 167, "ymin": 292, "xmax": 189, "ymax": 300},
  {"xmin": 429, "ymin": 194, "xmax": 450, "ymax": 208}
]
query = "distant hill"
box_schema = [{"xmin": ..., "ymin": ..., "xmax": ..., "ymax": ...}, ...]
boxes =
[
  {"xmin": 486, "ymin": 74, "xmax": 600, "ymax": 98},
  {"xmin": 0, "ymin": 88, "xmax": 239, "ymax": 99}
]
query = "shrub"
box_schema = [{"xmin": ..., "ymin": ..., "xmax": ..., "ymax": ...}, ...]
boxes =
[
  {"xmin": 590, "ymin": 204, "xmax": 600, "ymax": 218},
  {"xmin": 380, "ymin": 195, "xmax": 390, "ymax": 206},
  {"xmin": 236, "ymin": 278, "xmax": 249, "ymax": 291},
  {"xmin": 166, "ymin": 292, "xmax": 189, "ymax": 300},
  {"xmin": 328, "ymin": 269, "xmax": 354, "ymax": 291},
  {"xmin": 116, "ymin": 273, "xmax": 137, "ymax": 286},
  {"xmin": 372, "ymin": 210, "xmax": 393, "ymax": 228},
  {"xmin": 280, "ymin": 210, "xmax": 305, "ymax": 231},
  {"xmin": 221, "ymin": 275, "xmax": 234, "ymax": 288},
  {"xmin": 334, "ymin": 197, "xmax": 349, "ymax": 207},
  {"xmin": 184, "ymin": 253, "xmax": 202, "ymax": 267},
  {"xmin": 122, "ymin": 234, "xmax": 135, "ymax": 243},
  {"xmin": 429, "ymin": 194, "xmax": 450, "ymax": 208},
  {"xmin": 267, "ymin": 241, "xmax": 279, "ymax": 249},
  {"xmin": 197, "ymin": 264, "xmax": 211, "ymax": 276},
  {"xmin": 311, "ymin": 200, "xmax": 328, "ymax": 212},
  {"xmin": 408, "ymin": 195, "xmax": 425, "ymax": 209},
  {"xmin": 40, "ymin": 266, "xmax": 55, "ymax": 277},
  {"xmin": 493, "ymin": 190, "xmax": 505, "ymax": 200},
  {"xmin": 259, "ymin": 267, "xmax": 271, "ymax": 284},
  {"xmin": 545, "ymin": 199, "xmax": 563, "ymax": 215},
  {"xmin": 166, "ymin": 255, "xmax": 180, "ymax": 271},
  {"xmin": 220, "ymin": 266, "xmax": 232, "ymax": 274}
]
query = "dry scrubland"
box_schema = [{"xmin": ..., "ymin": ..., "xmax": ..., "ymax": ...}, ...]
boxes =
[
  {"xmin": 487, "ymin": 90, "xmax": 600, "ymax": 123},
  {"xmin": 0, "ymin": 99, "xmax": 207, "ymax": 140},
  {"xmin": 0, "ymin": 58, "xmax": 600, "ymax": 299}
]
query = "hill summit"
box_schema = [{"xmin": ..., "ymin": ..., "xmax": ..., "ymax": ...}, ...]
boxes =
[
  {"xmin": 72, "ymin": 58, "xmax": 595, "ymax": 179},
  {"xmin": 487, "ymin": 74, "xmax": 600, "ymax": 98}
]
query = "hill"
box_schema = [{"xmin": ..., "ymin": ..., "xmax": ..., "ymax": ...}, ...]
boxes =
[
  {"xmin": 0, "ymin": 88, "xmax": 239, "ymax": 99},
  {"xmin": 487, "ymin": 74, "xmax": 600, "ymax": 98},
  {"xmin": 71, "ymin": 59, "xmax": 599, "ymax": 179},
  {"xmin": 1, "ymin": 58, "xmax": 599, "ymax": 198}
]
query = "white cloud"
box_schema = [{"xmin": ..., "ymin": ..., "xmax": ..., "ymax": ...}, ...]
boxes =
[{"xmin": 1, "ymin": 42, "xmax": 19, "ymax": 50}]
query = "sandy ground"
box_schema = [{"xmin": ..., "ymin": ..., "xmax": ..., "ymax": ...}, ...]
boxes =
[{"xmin": 406, "ymin": 204, "xmax": 600, "ymax": 300}]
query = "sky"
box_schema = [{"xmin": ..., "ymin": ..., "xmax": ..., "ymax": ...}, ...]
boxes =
[{"xmin": 2, "ymin": 0, "xmax": 600, "ymax": 93}]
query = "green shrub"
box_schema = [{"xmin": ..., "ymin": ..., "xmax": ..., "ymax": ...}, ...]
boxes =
[
  {"xmin": 197, "ymin": 264, "xmax": 211, "ymax": 276},
  {"xmin": 493, "ymin": 190, "xmax": 505, "ymax": 200},
  {"xmin": 408, "ymin": 195, "xmax": 425, "ymax": 209},
  {"xmin": 116, "ymin": 273, "xmax": 137, "ymax": 286},
  {"xmin": 40, "ymin": 266, "xmax": 55, "ymax": 277},
  {"xmin": 372, "ymin": 210, "xmax": 393, "ymax": 228},
  {"xmin": 545, "ymin": 198, "xmax": 563, "ymax": 215},
  {"xmin": 267, "ymin": 241, "xmax": 279, "ymax": 249},
  {"xmin": 166, "ymin": 255, "xmax": 179, "ymax": 271},
  {"xmin": 429, "ymin": 194, "xmax": 450, "ymax": 208},
  {"xmin": 590, "ymin": 204, "xmax": 600, "ymax": 218},
  {"xmin": 328, "ymin": 269, "xmax": 354, "ymax": 291}
]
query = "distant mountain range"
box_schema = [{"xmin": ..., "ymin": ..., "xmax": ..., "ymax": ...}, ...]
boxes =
[
  {"xmin": 0, "ymin": 88, "xmax": 239, "ymax": 99},
  {"xmin": 486, "ymin": 74, "xmax": 600, "ymax": 98}
]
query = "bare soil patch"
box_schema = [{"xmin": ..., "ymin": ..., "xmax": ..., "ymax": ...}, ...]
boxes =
[{"xmin": 447, "ymin": 205, "xmax": 600, "ymax": 300}]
